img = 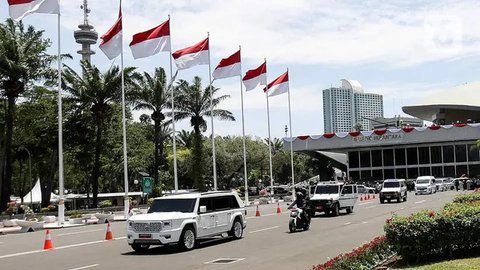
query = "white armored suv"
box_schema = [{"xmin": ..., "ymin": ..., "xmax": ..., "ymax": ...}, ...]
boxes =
[
  {"xmin": 379, "ymin": 179, "xmax": 407, "ymax": 203},
  {"xmin": 308, "ymin": 181, "xmax": 358, "ymax": 217},
  {"xmin": 127, "ymin": 191, "xmax": 246, "ymax": 252}
]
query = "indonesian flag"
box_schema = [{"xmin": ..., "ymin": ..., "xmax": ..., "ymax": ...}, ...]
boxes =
[
  {"xmin": 99, "ymin": 9, "xmax": 122, "ymax": 60},
  {"xmin": 265, "ymin": 71, "xmax": 289, "ymax": 97},
  {"xmin": 130, "ymin": 19, "xmax": 170, "ymax": 59},
  {"xmin": 172, "ymin": 38, "xmax": 209, "ymax": 70},
  {"xmin": 212, "ymin": 50, "xmax": 241, "ymax": 79},
  {"xmin": 8, "ymin": 0, "xmax": 59, "ymax": 21},
  {"xmin": 242, "ymin": 62, "xmax": 267, "ymax": 91}
]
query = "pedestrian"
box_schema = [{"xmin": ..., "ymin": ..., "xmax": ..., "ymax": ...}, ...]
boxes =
[
  {"xmin": 454, "ymin": 178, "xmax": 459, "ymax": 191},
  {"xmin": 463, "ymin": 179, "xmax": 467, "ymax": 190}
]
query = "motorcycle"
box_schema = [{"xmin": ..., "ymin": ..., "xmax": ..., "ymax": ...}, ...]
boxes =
[{"xmin": 288, "ymin": 208, "xmax": 310, "ymax": 232}]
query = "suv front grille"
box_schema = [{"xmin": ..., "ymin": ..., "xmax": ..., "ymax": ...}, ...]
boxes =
[{"xmin": 133, "ymin": 222, "xmax": 162, "ymax": 233}]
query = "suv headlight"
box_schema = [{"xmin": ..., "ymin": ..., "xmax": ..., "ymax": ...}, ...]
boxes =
[{"xmin": 162, "ymin": 220, "xmax": 173, "ymax": 229}]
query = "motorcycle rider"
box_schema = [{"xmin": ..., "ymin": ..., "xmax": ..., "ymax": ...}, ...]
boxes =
[{"xmin": 288, "ymin": 189, "xmax": 310, "ymax": 225}]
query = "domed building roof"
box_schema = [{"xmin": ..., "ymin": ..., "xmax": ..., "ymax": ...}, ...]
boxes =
[{"xmin": 341, "ymin": 79, "xmax": 364, "ymax": 93}]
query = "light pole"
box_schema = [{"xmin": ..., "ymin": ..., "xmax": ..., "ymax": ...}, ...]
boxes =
[{"xmin": 20, "ymin": 147, "xmax": 32, "ymax": 212}]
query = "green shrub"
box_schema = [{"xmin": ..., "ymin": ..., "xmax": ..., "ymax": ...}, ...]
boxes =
[
  {"xmin": 385, "ymin": 195, "xmax": 480, "ymax": 262},
  {"xmin": 313, "ymin": 236, "xmax": 395, "ymax": 270},
  {"xmin": 40, "ymin": 207, "xmax": 50, "ymax": 213},
  {"xmin": 452, "ymin": 192, "xmax": 480, "ymax": 204},
  {"xmin": 66, "ymin": 210, "xmax": 83, "ymax": 218},
  {"xmin": 99, "ymin": 200, "xmax": 112, "ymax": 208}
]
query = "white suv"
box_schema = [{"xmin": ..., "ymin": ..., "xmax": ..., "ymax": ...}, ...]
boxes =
[
  {"xmin": 379, "ymin": 179, "xmax": 407, "ymax": 203},
  {"xmin": 415, "ymin": 176, "xmax": 437, "ymax": 195},
  {"xmin": 127, "ymin": 191, "xmax": 246, "ymax": 252}
]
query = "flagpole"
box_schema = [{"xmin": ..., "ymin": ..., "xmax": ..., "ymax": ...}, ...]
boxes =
[
  {"xmin": 207, "ymin": 32, "xmax": 217, "ymax": 191},
  {"xmin": 286, "ymin": 68, "xmax": 295, "ymax": 192},
  {"xmin": 168, "ymin": 15, "xmax": 179, "ymax": 193},
  {"xmin": 264, "ymin": 59, "xmax": 274, "ymax": 199},
  {"xmin": 120, "ymin": 6, "xmax": 129, "ymax": 219},
  {"xmin": 57, "ymin": 13, "xmax": 65, "ymax": 225},
  {"xmin": 239, "ymin": 46, "xmax": 248, "ymax": 205}
]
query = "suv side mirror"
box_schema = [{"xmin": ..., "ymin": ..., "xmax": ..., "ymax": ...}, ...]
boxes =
[{"xmin": 199, "ymin": 206, "xmax": 207, "ymax": 213}]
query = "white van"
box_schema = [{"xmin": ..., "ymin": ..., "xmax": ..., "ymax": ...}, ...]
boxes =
[{"xmin": 415, "ymin": 176, "xmax": 436, "ymax": 195}]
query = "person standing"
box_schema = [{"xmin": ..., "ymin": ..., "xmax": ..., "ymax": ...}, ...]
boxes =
[{"xmin": 454, "ymin": 178, "xmax": 459, "ymax": 191}]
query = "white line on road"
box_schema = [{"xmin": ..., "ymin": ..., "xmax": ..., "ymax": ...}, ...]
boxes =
[
  {"xmin": 0, "ymin": 237, "xmax": 126, "ymax": 260},
  {"xmin": 415, "ymin": 200, "xmax": 427, "ymax": 204},
  {"xmin": 67, "ymin": 264, "xmax": 99, "ymax": 270},
  {"xmin": 344, "ymin": 222, "xmax": 352, "ymax": 225},
  {"xmin": 358, "ymin": 202, "xmax": 373, "ymax": 206},
  {"xmin": 361, "ymin": 221, "xmax": 368, "ymax": 224},
  {"xmin": 249, "ymin": 226, "xmax": 279, "ymax": 234},
  {"xmin": 57, "ymin": 229, "xmax": 104, "ymax": 236}
]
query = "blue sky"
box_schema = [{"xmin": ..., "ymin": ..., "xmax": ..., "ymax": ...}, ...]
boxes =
[{"xmin": 2, "ymin": 0, "xmax": 480, "ymax": 139}]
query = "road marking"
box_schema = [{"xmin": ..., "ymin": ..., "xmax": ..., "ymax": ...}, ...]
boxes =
[
  {"xmin": 358, "ymin": 202, "xmax": 373, "ymax": 206},
  {"xmin": 361, "ymin": 221, "xmax": 368, "ymax": 224},
  {"xmin": 0, "ymin": 237, "xmax": 126, "ymax": 260},
  {"xmin": 249, "ymin": 226, "xmax": 279, "ymax": 234},
  {"xmin": 57, "ymin": 229, "xmax": 103, "ymax": 236},
  {"xmin": 365, "ymin": 205, "xmax": 377, "ymax": 209},
  {"xmin": 415, "ymin": 200, "xmax": 427, "ymax": 204},
  {"xmin": 67, "ymin": 264, "xmax": 99, "ymax": 270},
  {"xmin": 344, "ymin": 222, "xmax": 352, "ymax": 225}
]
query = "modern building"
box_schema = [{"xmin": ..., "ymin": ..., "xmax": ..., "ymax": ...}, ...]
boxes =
[
  {"xmin": 288, "ymin": 82, "xmax": 480, "ymax": 182},
  {"xmin": 74, "ymin": 0, "xmax": 98, "ymax": 63},
  {"xmin": 323, "ymin": 79, "xmax": 383, "ymax": 133}
]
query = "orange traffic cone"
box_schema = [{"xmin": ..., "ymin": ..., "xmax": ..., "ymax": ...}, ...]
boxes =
[
  {"xmin": 276, "ymin": 202, "xmax": 281, "ymax": 214},
  {"xmin": 105, "ymin": 222, "xmax": 113, "ymax": 240},
  {"xmin": 367, "ymin": 194, "xmax": 371, "ymax": 200},
  {"xmin": 255, "ymin": 205, "xmax": 261, "ymax": 217},
  {"xmin": 360, "ymin": 195, "xmax": 364, "ymax": 201},
  {"xmin": 43, "ymin": 229, "xmax": 54, "ymax": 250},
  {"xmin": 373, "ymin": 194, "xmax": 376, "ymax": 199}
]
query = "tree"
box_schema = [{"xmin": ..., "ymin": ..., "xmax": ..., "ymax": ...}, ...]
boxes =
[
  {"xmin": 62, "ymin": 61, "xmax": 139, "ymax": 207},
  {"xmin": 132, "ymin": 67, "xmax": 170, "ymax": 188},
  {"xmin": 174, "ymin": 77, "xmax": 234, "ymax": 190},
  {"xmin": 177, "ymin": 130, "xmax": 194, "ymax": 149},
  {"xmin": 0, "ymin": 19, "xmax": 52, "ymax": 211}
]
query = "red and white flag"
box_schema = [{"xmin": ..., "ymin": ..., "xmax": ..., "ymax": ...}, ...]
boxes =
[
  {"xmin": 212, "ymin": 50, "xmax": 241, "ymax": 79},
  {"xmin": 172, "ymin": 38, "xmax": 209, "ymax": 70},
  {"xmin": 265, "ymin": 71, "xmax": 289, "ymax": 97},
  {"xmin": 130, "ymin": 19, "xmax": 170, "ymax": 59},
  {"xmin": 99, "ymin": 9, "xmax": 122, "ymax": 60},
  {"xmin": 242, "ymin": 62, "xmax": 267, "ymax": 91},
  {"xmin": 8, "ymin": 0, "xmax": 59, "ymax": 21}
]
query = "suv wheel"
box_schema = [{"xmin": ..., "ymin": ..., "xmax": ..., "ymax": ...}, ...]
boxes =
[
  {"xmin": 179, "ymin": 226, "xmax": 196, "ymax": 251},
  {"xmin": 380, "ymin": 198, "xmax": 385, "ymax": 204},
  {"xmin": 131, "ymin": 243, "xmax": 150, "ymax": 252},
  {"xmin": 403, "ymin": 192, "xmax": 407, "ymax": 202},
  {"xmin": 332, "ymin": 203, "xmax": 340, "ymax": 216},
  {"xmin": 346, "ymin": 206, "xmax": 353, "ymax": 214},
  {"xmin": 228, "ymin": 218, "xmax": 243, "ymax": 239}
]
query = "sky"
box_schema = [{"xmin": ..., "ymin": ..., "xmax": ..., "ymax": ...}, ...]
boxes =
[{"xmin": 2, "ymin": 0, "xmax": 480, "ymax": 139}]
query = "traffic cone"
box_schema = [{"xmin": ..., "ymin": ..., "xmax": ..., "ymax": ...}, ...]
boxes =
[
  {"xmin": 360, "ymin": 195, "xmax": 364, "ymax": 201},
  {"xmin": 255, "ymin": 205, "xmax": 261, "ymax": 217},
  {"xmin": 276, "ymin": 202, "xmax": 281, "ymax": 214},
  {"xmin": 43, "ymin": 229, "xmax": 54, "ymax": 250},
  {"xmin": 367, "ymin": 194, "xmax": 371, "ymax": 200},
  {"xmin": 105, "ymin": 222, "xmax": 113, "ymax": 240},
  {"xmin": 373, "ymin": 194, "xmax": 376, "ymax": 199}
]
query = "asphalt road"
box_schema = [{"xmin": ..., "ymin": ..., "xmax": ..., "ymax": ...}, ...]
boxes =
[{"xmin": 0, "ymin": 190, "xmax": 464, "ymax": 270}]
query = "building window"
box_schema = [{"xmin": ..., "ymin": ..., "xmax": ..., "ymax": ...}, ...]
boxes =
[
  {"xmin": 456, "ymin": 165, "xmax": 468, "ymax": 177},
  {"xmin": 361, "ymin": 170, "xmax": 372, "ymax": 180},
  {"xmin": 469, "ymin": 164, "xmax": 480, "ymax": 177},
  {"xmin": 407, "ymin": 148, "xmax": 418, "ymax": 165},
  {"xmin": 360, "ymin": 151, "xmax": 371, "ymax": 168},
  {"xmin": 384, "ymin": 169, "xmax": 394, "ymax": 179},
  {"xmin": 372, "ymin": 170, "xmax": 383, "ymax": 180},
  {"xmin": 396, "ymin": 168, "xmax": 407, "ymax": 179},
  {"xmin": 383, "ymin": 149, "xmax": 394, "ymax": 166},
  {"xmin": 349, "ymin": 151, "xmax": 359, "ymax": 168},
  {"xmin": 350, "ymin": 171, "xmax": 360, "ymax": 181},
  {"xmin": 455, "ymin": 145, "xmax": 467, "ymax": 163},
  {"xmin": 419, "ymin": 166, "xmax": 431, "ymax": 176},
  {"xmin": 430, "ymin": 146, "xmax": 442, "ymax": 164},
  {"xmin": 444, "ymin": 166, "xmax": 455, "ymax": 178},
  {"xmin": 419, "ymin": 147, "xmax": 430, "ymax": 164},
  {"xmin": 443, "ymin": 145, "xmax": 454, "ymax": 163},
  {"xmin": 407, "ymin": 168, "xmax": 418, "ymax": 179},
  {"xmin": 372, "ymin": 150, "xmax": 382, "ymax": 167},
  {"xmin": 395, "ymin": 148, "xmax": 406, "ymax": 166},
  {"xmin": 468, "ymin": 144, "xmax": 479, "ymax": 161},
  {"xmin": 432, "ymin": 166, "xmax": 443, "ymax": 177}
]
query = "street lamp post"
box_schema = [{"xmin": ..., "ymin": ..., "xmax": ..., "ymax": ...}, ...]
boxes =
[{"xmin": 20, "ymin": 147, "xmax": 33, "ymax": 212}]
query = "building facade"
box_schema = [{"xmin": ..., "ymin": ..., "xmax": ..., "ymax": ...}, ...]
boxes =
[{"xmin": 323, "ymin": 79, "xmax": 383, "ymax": 133}]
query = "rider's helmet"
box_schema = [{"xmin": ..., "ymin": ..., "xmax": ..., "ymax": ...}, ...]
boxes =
[{"xmin": 296, "ymin": 191, "xmax": 304, "ymax": 199}]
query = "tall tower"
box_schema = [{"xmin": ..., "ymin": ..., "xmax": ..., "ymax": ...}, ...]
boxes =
[{"xmin": 74, "ymin": 0, "xmax": 98, "ymax": 62}]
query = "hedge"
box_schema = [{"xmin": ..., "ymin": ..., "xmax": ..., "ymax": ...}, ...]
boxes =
[
  {"xmin": 312, "ymin": 236, "xmax": 395, "ymax": 270},
  {"xmin": 385, "ymin": 192, "xmax": 480, "ymax": 262}
]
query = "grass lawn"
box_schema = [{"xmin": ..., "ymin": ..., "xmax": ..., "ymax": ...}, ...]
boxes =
[{"xmin": 393, "ymin": 257, "xmax": 480, "ymax": 270}]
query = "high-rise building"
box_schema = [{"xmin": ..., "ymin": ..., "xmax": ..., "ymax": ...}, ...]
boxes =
[
  {"xmin": 323, "ymin": 79, "xmax": 383, "ymax": 133},
  {"xmin": 74, "ymin": 0, "xmax": 98, "ymax": 63}
]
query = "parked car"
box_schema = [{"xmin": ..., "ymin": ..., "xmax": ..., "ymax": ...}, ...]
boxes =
[
  {"xmin": 127, "ymin": 191, "xmax": 246, "ymax": 252},
  {"xmin": 435, "ymin": 178, "xmax": 448, "ymax": 192},
  {"xmin": 308, "ymin": 181, "xmax": 358, "ymax": 216},
  {"xmin": 357, "ymin": 185, "xmax": 367, "ymax": 194},
  {"xmin": 415, "ymin": 176, "xmax": 436, "ymax": 195},
  {"xmin": 442, "ymin": 177, "xmax": 454, "ymax": 190},
  {"xmin": 379, "ymin": 179, "xmax": 408, "ymax": 203}
]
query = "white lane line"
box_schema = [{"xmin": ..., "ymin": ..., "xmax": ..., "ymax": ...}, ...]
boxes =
[
  {"xmin": 249, "ymin": 226, "xmax": 279, "ymax": 234},
  {"xmin": 365, "ymin": 205, "xmax": 377, "ymax": 209},
  {"xmin": 344, "ymin": 222, "xmax": 352, "ymax": 225},
  {"xmin": 358, "ymin": 202, "xmax": 373, "ymax": 206},
  {"xmin": 67, "ymin": 264, "xmax": 99, "ymax": 270},
  {"xmin": 57, "ymin": 229, "xmax": 103, "ymax": 236},
  {"xmin": 361, "ymin": 221, "xmax": 368, "ymax": 224},
  {"xmin": 0, "ymin": 237, "xmax": 126, "ymax": 260},
  {"xmin": 415, "ymin": 200, "xmax": 427, "ymax": 204}
]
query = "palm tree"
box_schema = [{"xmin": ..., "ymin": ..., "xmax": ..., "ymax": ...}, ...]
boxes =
[
  {"xmin": 132, "ymin": 67, "xmax": 170, "ymax": 188},
  {"xmin": 174, "ymin": 77, "xmax": 234, "ymax": 190},
  {"xmin": 264, "ymin": 137, "xmax": 284, "ymax": 153},
  {"xmin": 0, "ymin": 19, "xmax": 52, "ymax": 212},
  {"xmin": 177, "ymin": 130, "xmax": 194, "ymax": 149},
  {"xmin": 62, "ymin": 61, "xmax": 139, "ymax": 207}
]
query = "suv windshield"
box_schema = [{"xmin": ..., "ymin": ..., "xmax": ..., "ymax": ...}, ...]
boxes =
[
  {"xmin": 383, "ymin": 182, "xmax": 400, "ymax": 188},
  {"xmin": 148, "ymin": 198, "xmax": 196, "ymax": 213},
  {"xmin": 315, "ymin": 185, "xmax": 339, "ymax": 194},
  {"xmin": 416, "ymin": 179, "xmax": 431, "ymax": 184}
]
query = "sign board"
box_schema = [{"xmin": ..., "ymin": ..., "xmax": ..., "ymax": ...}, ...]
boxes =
[{"xmin": 142, "ymin": 177, "xmax": 152, "ymax": 194}]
